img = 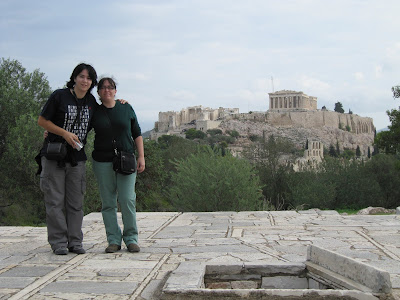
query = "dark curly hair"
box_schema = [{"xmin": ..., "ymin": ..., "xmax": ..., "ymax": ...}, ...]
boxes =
[{"xmin": 66, "ymin": 63, "xmax": 98, "ymax": 92}]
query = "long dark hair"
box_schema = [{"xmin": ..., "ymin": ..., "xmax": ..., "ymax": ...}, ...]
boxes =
[{"xmin": 66, "ymin": 63, "xmax": 98, "ymax": 92}]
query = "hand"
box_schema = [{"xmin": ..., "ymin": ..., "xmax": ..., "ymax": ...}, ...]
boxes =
[
  {"xmin": 116, "ymin": 99, "xmax": 128, "ymax": 104},
  {"xmin": 62, "ymin": 131, "xmax": 81, "ymax": 149},
  {"xmin": 43, "ymin": 130, "xmax": 48, "ymax": 139},
  {"xmin": 136, "ymin": 156, "xmax": 145, "ymax": 173}
]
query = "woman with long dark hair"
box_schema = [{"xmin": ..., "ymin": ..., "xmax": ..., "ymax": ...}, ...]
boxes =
[{"xmin": 38, "ymin": 63, "xmax": 98, "ymax": 255}]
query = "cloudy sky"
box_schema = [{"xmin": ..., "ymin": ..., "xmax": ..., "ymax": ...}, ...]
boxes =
[{"xmin": 1, "ymin": 0, "xmax": 400, "ymax": 131}]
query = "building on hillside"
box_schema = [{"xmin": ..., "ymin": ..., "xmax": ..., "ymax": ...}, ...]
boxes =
[
  {"xmin": 268, "ymin": 90, "xmax": 317, "ymax": 112},
  {"xmin": 149, "ymin": 89, "xmax": 374, "ymax": 145},
  {"xmin": 293, "ymin": 141, "xmax": 324, "ymax": 171},
  {"xmin": 150, "ymin": 105, "xmax": 239, "ymax": 140},
  {"xmin": 293, "ymin": 140, "xmax": 324, "ymax": 171}
]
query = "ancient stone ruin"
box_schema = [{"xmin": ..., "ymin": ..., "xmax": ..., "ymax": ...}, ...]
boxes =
[
  {"xmin": 160, "ymin": 245, "xmax": 392, "ymax": 299},
  {"xmin": 149, "ymin": 90, "xmax": 375, "ymax": 159}
]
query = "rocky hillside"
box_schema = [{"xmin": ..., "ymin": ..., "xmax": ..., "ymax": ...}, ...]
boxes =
[{"xmin": 220, "ymin": 119, "xmax": 375, "ymax": 156}]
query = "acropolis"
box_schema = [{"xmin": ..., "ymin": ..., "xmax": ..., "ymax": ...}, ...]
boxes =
[{"xmin": 150, "ymin": 89, "xmax": 375, "ymax": 142}]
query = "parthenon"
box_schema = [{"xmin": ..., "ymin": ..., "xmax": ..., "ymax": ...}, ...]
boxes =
[{"xmin": 268, "ymin": 90, "xmax": 317, "ymax": 111}]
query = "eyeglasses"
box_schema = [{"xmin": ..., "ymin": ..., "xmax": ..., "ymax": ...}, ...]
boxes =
[{"xmin": 99, "ymin": 86, "xmax": 115, "ymax": 90}]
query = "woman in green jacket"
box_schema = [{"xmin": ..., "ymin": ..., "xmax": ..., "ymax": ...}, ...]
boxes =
[{"xmin": 91, "ymin": 77, "xmax": 145, "ymax": 253}]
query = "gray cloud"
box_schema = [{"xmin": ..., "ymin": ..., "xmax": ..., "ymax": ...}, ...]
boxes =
[{"xmin": 1, "ymin": 0, "xmax": 400, "ymax": 131}]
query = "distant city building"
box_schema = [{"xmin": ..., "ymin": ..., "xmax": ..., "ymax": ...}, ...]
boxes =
[{"xmin": 268, "ymin": 90, "xmax": 317, "ymax": 111}]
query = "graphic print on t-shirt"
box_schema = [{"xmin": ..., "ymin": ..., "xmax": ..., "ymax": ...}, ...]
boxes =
[{"xmin": 63, "ymin": 104, "xmax": 90, "ymax": 141}]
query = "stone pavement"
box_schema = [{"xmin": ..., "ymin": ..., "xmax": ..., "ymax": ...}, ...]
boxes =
[{"xmin": 0, "ymin": 210, "xmax": 399, "ymax": 299}]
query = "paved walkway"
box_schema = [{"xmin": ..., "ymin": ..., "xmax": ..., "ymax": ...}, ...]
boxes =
[{"xmin": 0, "ymin": 210, "xmax": 399, "ymax": 299}]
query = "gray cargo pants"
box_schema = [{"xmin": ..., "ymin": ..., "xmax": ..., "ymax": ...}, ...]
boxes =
[{"xmin": 40, "ymin": 157, "xmax": 86, "ymax": 251}]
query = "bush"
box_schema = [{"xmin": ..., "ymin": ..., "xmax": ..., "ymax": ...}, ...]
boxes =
[
  {"xmin": 227, "ymin": 130, "xmax": 240, "ymax": 138},
  {"xmin": 249, "ymin": 134, "xmax": 261, "ymax": 142},
  {"xmin": 207, "ymin": 129, "xmax": 222, "ymax": 136},
  {"xmin": 185, "ymin": 128, "xmax": 206, "ymax": 140},
  {"xmin": 207, "ymin": 134, "xmax": 235, "ymax": 146},
  {"xmin": 169, "ymin": 147, "xmax": 263, "ymax": 212}
]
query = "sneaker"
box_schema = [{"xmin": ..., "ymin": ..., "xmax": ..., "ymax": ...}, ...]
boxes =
[
  {"xmin": 127, "ymin": 243, "xmax": 140, "ymax": 253},
  {"xmin": 105, "ymin": 244, "xmax": 121, "ymax": 253},
  {"xmin": 68, "ymin": 245, "xmax": 86, "ymax": 254},
  {"xmin": 53, "ymin": 247, "xmax": 68, "ymax": 255}
]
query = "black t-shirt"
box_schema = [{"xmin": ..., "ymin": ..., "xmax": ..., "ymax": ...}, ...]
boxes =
[{"xmin": 40, "ymin": 88, "xmax": 97, "ymax": 162}]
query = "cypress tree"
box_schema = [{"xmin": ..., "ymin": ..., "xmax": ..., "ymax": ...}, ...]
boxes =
[{"xmin": 356, "ymin": 145, "xmax": 361, "ymax": 157}]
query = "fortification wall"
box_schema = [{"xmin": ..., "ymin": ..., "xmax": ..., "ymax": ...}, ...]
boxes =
[
  {"xmin": 266, "ymin": 111, "xmax": 374, "ymax": 134},
  {"xmin": 196, "ymin": 120, "xmax": 222, "ymax": 132},
  {"xmin": 225, "ymin": 112, "xmax": 267, "ymax": 122}
]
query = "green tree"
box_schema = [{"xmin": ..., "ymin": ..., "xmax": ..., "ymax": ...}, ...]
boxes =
[
  {"xmin": 288, "ymin": 168, "xmax": 336, "ymax": 210},
  {"xmin": 372, "ymin": 144, "xmax": 379, "ymax": 156},
  {"xmin": 392, "ymin": 85, "xmax": 400, "ymax": 98},
  {"xmin": 185, "ymin": 128, "xmax": 206, "ymax": 140},
  {"xmin": 135, "ymin": 139, "xmax": 171, "ymax": 212},
  {"xmin": 82, "ymin": 131, "xmax": 101, "ymax": 215},
  {"xmin": 288, "ymin": 155, "xmax": 393, "ymax": 211},
  {"xmin": 207, "ymin": 129, "xmax": 222, "ymax": 135},
  {"xmin": 334, "ymin": 160, "xmax": 382, "ymax": 209},
  {"xmin": 0, "ymin": 58, "xmax": 52, "ymax": 225},
  {"xmin": 342, "ymin": 149, "xmax": 355, "ymax": 159},
  {"xmin": 169, "ymin": 147, "xmax": 263, "ymax": 212},
  {"xmin": 328, "ymin": 144, "xmax": 337, "ymax": 157},
  {"xmin": 334, "ymin": 102, "xmax": 344, "ymax": 113},
  {"xmin": 158, "ymin": 135, "xmax": 202, "ymax": 174},
  {"xmin": 375, "ymin": 86, "xmax": 400, "ymax": 153},
  {"xmin": 375, "ymin": 108, "xmax": 400, "ymax": 154},
  {"xmin": 243, "ymin": 135, "xmax": 298, "ymax": 210},
  {"xmin": 249, "ymin": 134, "xmax": 261, "ymax": 142},
  {"xmin": 0, "ymin": 113, "xmax": 46, "ymax": 225},
  {"xmin": 0, "ymin": 58, "xmax": 51, "ymax": 157},
  {"xmin": 364, "ymin": 154, "xmax": 400, "ymax": 208},
  {"xmin": 227, "ymin": 130, "xmax": 239, "ymax": 138},
  {"xmin": 336, "ymin": 141, "xmax": 340, "ymax": 155},
  {"xmin": 207, "ymin": 134, "xmax": 235, "ymax": 155},
  {"xmin": 356, "ymin": 145, "xmax": 361, "ymax": 157}
]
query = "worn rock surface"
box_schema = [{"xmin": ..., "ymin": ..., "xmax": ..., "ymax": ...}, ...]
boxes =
[
  {"xmin": 220, "ymin": 118, "xmax": 374, "ymax": 155},
  {"xmin": 0, "ymin": 211, "xmax": 399, "ymax": 299},
  {"xmin": 357, "ymin": 207, "xmax": 396, "ymax": 215}
]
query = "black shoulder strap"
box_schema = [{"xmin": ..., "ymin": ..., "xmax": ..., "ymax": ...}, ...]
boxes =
[
  {"xmin": 101, "ymin": 106, "xmax": 118, "ymax": 155},
  {"xmin": 71, "ymin": 90, "xmax": 84, "ymax": 132}
]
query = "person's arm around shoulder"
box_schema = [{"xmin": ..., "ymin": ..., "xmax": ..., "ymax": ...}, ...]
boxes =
[
  {"xmin": 117, "ymin": 99, "xmax": 128, "ymax": 104},
  {"xmin": 134, "ymin": 136, "xmax": 145, "ymax": 173}
]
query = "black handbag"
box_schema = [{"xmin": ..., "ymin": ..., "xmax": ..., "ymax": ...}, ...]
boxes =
[
  {"xmin": 113, "ymin": 151, "xmax": 137, "ymax": 175},
  {"xmin": 102, "ymin": 107, "xmax": 137, "ymax": 175},
  {"xmin": 45, "ymin": 142, "xmax": 67, "ymax": 161}
]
